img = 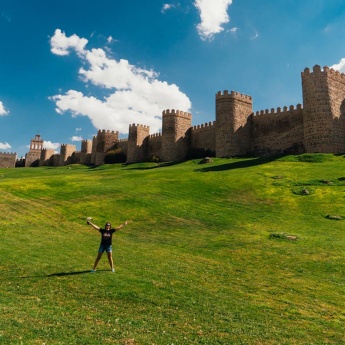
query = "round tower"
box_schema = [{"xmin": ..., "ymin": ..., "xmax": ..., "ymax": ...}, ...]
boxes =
[
  {"xmin": 59, "ymin": 144, "xmax": 76, "ymax": 166},
  {"xmin": 302, "ymin": 65, "xmax": 345, "ymax": 153},
  {"xmin": 127, "ymin": 124, "xmax": 150, "ymax": 163},
  {"xmin": 215, "ymin": 91, "xmax": 253, "ymax": 157},
  {"xmin": 161, "ymin": 109, "xmax": 192, "ymax": 162},
  {"xmin": 94, "ymin": 130, "xmax": 119, "ymax": 165}
]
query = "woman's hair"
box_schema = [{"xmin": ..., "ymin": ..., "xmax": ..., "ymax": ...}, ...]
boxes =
[{"xmin": 105, "ymin": 222, "xmax": 111, "ymax": 227}]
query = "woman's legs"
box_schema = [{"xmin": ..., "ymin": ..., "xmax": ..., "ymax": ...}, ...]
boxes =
[
  {"xmin": 93, "ymin": 252, "xmax": 103, "ymax": 270},
  {"xmin": 107, "ymin": 252, "xmax": 114, "ymax": 271}
]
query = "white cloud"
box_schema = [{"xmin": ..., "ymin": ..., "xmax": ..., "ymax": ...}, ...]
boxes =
[
  {"xmin": 331, "ymin": 58, "xmax": 345, "ymax": 73},
  {"xmin": 50, "ymin": 28, "xmax": 88, "ymax": 56},
  {"xmin": 161, "ymin": 3, "xmax": 174, "ymax": 13},
  {"xmin": 0, "ymin": 142, "xmax": 11, "ymax": 150},
  {"xmin": 43, "ymin": 141, "xmax": 60, "ymax": 152},
  {"xmin": 0, "ymin": 101, "xmax": 9, "ymax": 116},
  {"xmin": 71, "ymin": 136, "xmax": 83, "ymax": 142},
  {"xmin": 50, "ymin": 30, "xmax": 191, "ymax": 134},
  {"xmin": 227, "ymin": 27, "xmax": 238, "ymax": 36},
  {"xmin": 194, "ymin": 0, "xmax": 233, "ymax": 41}
]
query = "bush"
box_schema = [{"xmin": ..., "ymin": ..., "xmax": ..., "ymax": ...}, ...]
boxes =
[{"xmin": 104, "ymin": 149, "xmax": 127, "ymax": 164}]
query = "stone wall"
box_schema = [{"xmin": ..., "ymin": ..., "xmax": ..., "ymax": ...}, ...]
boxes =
[
  {"xmin": 148, "ymin": 133, "xmax": 162, "ymax": 160},
  {"xmin": 25, "ymin": 152, "xmax": 40, "ymax": 167},
  {"xmin": 190, "ymin": 121, "xmax": 216, "ymax": 155},
  {"xmin": 250, "ymin": 105, "xmax": 304, "ymax": 156},
  {"xmin": 117, "ymin": 139, "xmax": 128, "ymax": 156},
  {"xmin": 0, "ymin": 152, "xmax": 17, "ymax": 168},
  {"xmin": 3, "ymin": 64, "xmax": 345, "ymax": 168}
]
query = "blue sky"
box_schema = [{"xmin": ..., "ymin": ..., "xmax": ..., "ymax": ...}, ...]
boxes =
[{"xmin": 1, "ymin": 0, "xmax": 345, "ymax": 158}]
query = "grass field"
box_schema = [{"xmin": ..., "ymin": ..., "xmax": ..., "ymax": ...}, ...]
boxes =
[{"xmin": 0, "ymin": 154, "xmax": 344, "ymax": 344}]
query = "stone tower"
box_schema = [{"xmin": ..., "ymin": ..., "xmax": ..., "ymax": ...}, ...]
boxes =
[
  {"xmin": 80, "ymin": 139, "xmax": 92, "ymax": 165},
  {"xmin": 127, "ymin": 124, "xmax": 150, "ymax": 163},
  {"xmin": 90, "ymin": 136, "xmax": 98, "ymax": 165},
  {"xmin": 302, "ymin": 65, "xmax": 345, "ymax": 153},
  {"xmin": 25, "ymin": 133, "xmax": 43, "ymax": 167},
  {"xmin": 59, "ymin": 144, "xmax": 76, "ymax": 166},
  {"xmin": 40, "ymin": 148, "xmax": 55, "ymax": 166},
  {"xmin": 92, "ymin": 130, "xmax": 119, "ymax": 165},
  {"xmin": 161, "ymin": 109, "xmax": 192, "ymax": 162},
  {"xmin": 215, "ymin": 91, "xmax": 253, "ymax": 157}
]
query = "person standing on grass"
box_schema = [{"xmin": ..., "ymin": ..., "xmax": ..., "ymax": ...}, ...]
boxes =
[{"xmin": 87, "ymin": 219, "xmax": 128, "ymax": 272}]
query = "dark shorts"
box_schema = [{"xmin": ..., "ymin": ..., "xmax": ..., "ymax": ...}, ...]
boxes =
[{"xmin": 98, "ymin": 244, "xmax": 112, "ymax": 253}]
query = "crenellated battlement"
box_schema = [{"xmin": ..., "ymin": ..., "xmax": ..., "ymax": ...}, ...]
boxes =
[
  {"xmin": 0, "ymin": 152, "xmax": 16, "ymax": 156},
  {"xmin": 129, "ymin": 123, "xmax": 149, "ymax": 129},
  {"xmin": 216, "ymin": 90, "xmax": 252, "ymax": 102},
  {"xmin": 41, "ymin": 148, "xmax": 56, "ymax": 154},
  {"xmin": 255, "ymin": 104, "xmax": 303, "ymax": 116},
  {"xmin": 0, "ymin": 152, "xmax": 17, "ymax": 168},
  {"xmin": 302, "ymin": 65, "xmax": 345, "ymax": 82},
  {"xmin": 192, "ymin": 121, "xmax": 216, "ymax": 130},
  {"xmin": 60, "ymin": 144, "xmax": 76, "ymax": 148},
  {"xmin": 149, "ymin": 132, "xmax": 162, "ymax": 138},
  {"xmin": 162, "ymin": 109, "xmax": 192, "ymax": 118},
  {"xmin": 98, "ymin": 129, "xmax": 118, "ymax": 134}
]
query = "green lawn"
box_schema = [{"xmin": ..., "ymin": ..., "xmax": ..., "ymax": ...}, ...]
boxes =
[{"xmin": 0, "ymin": 154, "xmax": 344, "ymax": 344}]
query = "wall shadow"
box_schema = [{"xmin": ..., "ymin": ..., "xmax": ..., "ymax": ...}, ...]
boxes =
[
  {"xmin": 195, "ymin": 156, "xmax": 279, "ymax": 172},
  {"xmin": 123, "ymin": 161, "xmax": 183, "ymax": 171}
]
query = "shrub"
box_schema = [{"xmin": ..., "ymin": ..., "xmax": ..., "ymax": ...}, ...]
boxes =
[{"xmin": 104, "ymin": 149, "xmax": 127, "ymax": 164}]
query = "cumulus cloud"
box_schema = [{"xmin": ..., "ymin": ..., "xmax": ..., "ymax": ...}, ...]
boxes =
[
  {"xmin": 0, "ymin": 142, "xmax": 11, "ymax": 150},
  {"xmin": 0, "ymin": 101, "xmax": 9, "ymax": 116},
  {"xmin": 50, "ymin": 29, "xmax": 88, "ymax": 56},
  {"xmin": 50, "ymin": 29, "xmax": 191, "ymax": 134},
  {"xmin": 194, "ymin": 0, "xmax": 233, "ymax": 41},
  {"xmin": 43, "ymin": 141, "xmax": 60, "ymax": 152},
  {"xmin": 71, "ymin": 136, "xmax": 83, "ymax": 142},
  {"xmin": 331, "ymin": 58, "xmax": 345, "ymax": 73}
]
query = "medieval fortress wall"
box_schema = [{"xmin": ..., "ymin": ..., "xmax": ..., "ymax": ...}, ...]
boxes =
[
  {"xmin": 1, "ymin": 65, "xmax": 345, "ymax": 168},
  {"xmin": 0, "ymin": 152, "xmax": 17, "ymax": 168}
]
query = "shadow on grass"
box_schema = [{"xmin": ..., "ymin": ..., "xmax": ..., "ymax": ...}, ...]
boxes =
[
  {"xmin": 15, "ymin": 270, "xmax": 112, "ymax": 280},
  {"xmin": 195, "ymin": 156, "xmax": 278, "ymax": 172},
  {"xmin": 47, "ymin": 270, "xmax": 92, "ymax": 277},
  {"xmin": 123, "ymin": 161, "xmax": 183, "ymax": 171}
]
